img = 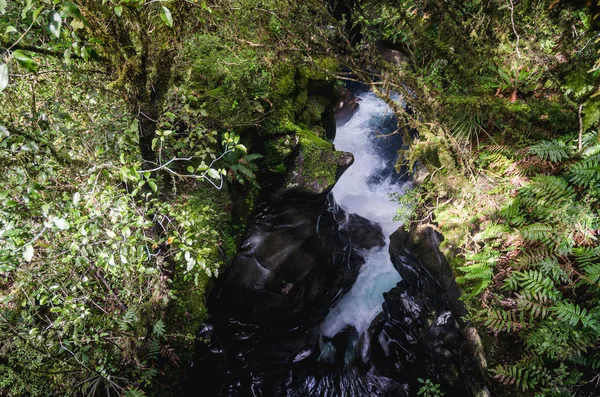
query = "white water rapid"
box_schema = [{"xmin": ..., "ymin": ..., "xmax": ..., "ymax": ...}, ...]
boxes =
[{"xmin": 320, "ymin": 92, "xmax": 408, "ymax": 339}]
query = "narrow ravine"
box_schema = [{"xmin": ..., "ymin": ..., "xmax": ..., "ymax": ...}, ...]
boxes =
[{"xmin": 321, "ymin": 91, "xmax": 408, "ymax": 340}]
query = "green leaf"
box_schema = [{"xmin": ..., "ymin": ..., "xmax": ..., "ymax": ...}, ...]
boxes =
[
  {"xmin": 114, "ymin": 6, "xmax": 123, "ymax": 17},
  {"xmin": 5, "ymin": 26, "xmax": 17, "ymax": 34},
  {"xmin": 207, "ymin": 168, "xmax": 220, "ymax": 180},
  {"xmin": 12, "ymin": 50, "xmax": 37, "ymax": 73},
  {"xmin": 0, "ymin": 0, "xmax": 5, "ymax": 15},
  {"xmin": 0, "ymin": 63, "xmax": 8, "ymax": 93},
  {"xmin": 62, "ymin": 1, "xmax": 88, "ymax": 26},
  {"xmin": 48, "ymin": 10, "xmax": 62, "ymax": 38},
  {"xmin": 72, "ymin": 192, "xmax": 80, "ymax": 206},
  {"xmin": 23, "ymin": 245, "xmax": 34, "ymax": 262},
  {"xmin": 160, "ymin": 6, "xmax": 173, "ymax": 28},
  {"xmin": 53, "ymin": 218, "xmax": 70, "ymax": 230},
  {"xmin": 148, "ymin": 181, "xmax": 158, "ymax": 193}
]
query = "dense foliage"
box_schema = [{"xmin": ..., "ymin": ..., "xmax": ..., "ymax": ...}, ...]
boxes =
[
  {"xmin": 347, "ymin": 0, "xmax": 600, "ymax": 395},
  {"xmin": 3, "ymin": 0, "xmax": 600, "ymax": 395}
]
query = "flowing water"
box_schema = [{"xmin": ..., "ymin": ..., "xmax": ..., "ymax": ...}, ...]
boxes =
[{"xmin": 321, "ymin": 91, "xmax": 408, "ymax": 341}]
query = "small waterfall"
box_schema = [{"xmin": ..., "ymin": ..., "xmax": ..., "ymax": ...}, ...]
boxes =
[{"xmin": 321, "ymin": 91, "xmax": 408, "ymax": 341}]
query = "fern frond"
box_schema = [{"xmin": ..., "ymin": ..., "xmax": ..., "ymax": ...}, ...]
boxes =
[
  {"xmin": 519, "ymin": 223, "xmax": 553, "ymax": 244},
  {"xmin": 500, "ymin": 200, "xmax": 526, "ymax": 226},
  {"xmin": 573, "ymin": 246, "xmax": 600, "ymax": 268},
  {"xmin": 518, "ymin": 247, "xmax": 558, "ymax": 270},
  {"xmin": 516, "ymin": 290, "xmax": 551, "ymax": 319},
  {"xmin": 569, "ymin": 158, "xmax": 600, "ymax": 188},
  {"xmin": 519, "ymin": 175, "xmax": 575, "ymax": 206},
  {"xmin": 485, "ymin": 308, "xmax": 525, "ymax": 333},
  {"xmin": 529, "ymin": 139, "xmax": 574, "ymax": 162},
  {"xmin": 492, "ymin": 361, "xmax": 548, "ymax": 391},
  {"xmin": 152, "ymin": 319, "xmax": 166, "ymax": 337},
  {"xmin": 515, "ymin": 270, "xmax": 561, "ymax": 300},
  {"xmin": 146, "ymin": 338, "xmax": 160, "ymax": 360},
  {"xmin": 551, "ymin": 301, "xmax": 598, "ymax": 329}
]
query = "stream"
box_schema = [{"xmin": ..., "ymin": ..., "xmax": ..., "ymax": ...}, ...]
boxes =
[
  {"xmin": 190, "ymin": 89, "xmax": 486, "ymax": 397},
  {"xmin": 321, "ymin": 91, "xmax": 407, "ymax": 346}
]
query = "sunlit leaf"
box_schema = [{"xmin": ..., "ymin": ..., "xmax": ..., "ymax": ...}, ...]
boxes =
[
  {"xmin": 23, "ymin": 245, "xmax": 34, "ymax": 262},
  {"xmin": 53, "ymin": 218, "xmax": 70, "ymax": 230},
  {"xmin": 160, "ymin": 6, "xmax": 173, "ymax": 28},
  {"xmin": 0, "ymin": 63, "xmax": 8, "ymax": 93},
  {"xmin": 12, "ymin": 50, "xmax": 37, "ymax": 72},
  {"xmin": 48, "ymin": 10, "xmax": 62, "ymax": 38}
]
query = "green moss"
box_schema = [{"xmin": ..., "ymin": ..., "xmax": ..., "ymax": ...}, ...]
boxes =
[
  {"xmin": 288, "ymin": 130, "xmax": 343, "ymax": 191},
  {"xmin": 263, "ymin": 134, "xmax": 299, "ymax": 174},
  {"xmin": 273, "ymin": 61, "xmax": 297, "ymax": 98},
  {"xmin": 299, "ymin": 57, "xmax": 341, "ymax": 82}
]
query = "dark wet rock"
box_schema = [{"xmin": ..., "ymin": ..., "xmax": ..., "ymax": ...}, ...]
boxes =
[
  {"xmin": 334, "ymin": 89, "xmax": 360, "ymax": 127},
  {"xmin": 375, "ymin": 41, "xmax": 410, "ymax": 66},
  {"xmin": 213, "ymin": 194, "xmax": 363, "ymax": 326},
  {"xmin": 341, "ymin": 213, "xmax": 385, "ymax": 250},
  {"xmin": 187, "ymin": 193, "xmax": 380, "ymax": 395},
  {"xmin": 391, "ymin": 226, "xmax": 466, "ymax": 319},
  {"xmin": 369, "ymin": 230, "xmax": 489, "ymax": 397}
]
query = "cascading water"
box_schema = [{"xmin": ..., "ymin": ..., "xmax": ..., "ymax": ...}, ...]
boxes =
[
  {"xmin": 321, "ymin": 92, "xmax": 409, "ymax": 346},
  {"xmin": 192, "ymin": 88, "xmax": 486, "ymax": 396}
]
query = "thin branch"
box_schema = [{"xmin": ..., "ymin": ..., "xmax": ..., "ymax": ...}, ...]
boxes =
[{"xmin": 508, "ymin": 0, "xmax": 521, "ymax": 59}]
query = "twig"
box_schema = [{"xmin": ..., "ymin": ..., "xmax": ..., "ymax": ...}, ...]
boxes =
[
  {"xmin": 508, "ymin": 0, "xmax": 521, "ymax": 59},
  {"xmin": 578, "ymin": 103, "xmax": 584, "ymax": 151}
]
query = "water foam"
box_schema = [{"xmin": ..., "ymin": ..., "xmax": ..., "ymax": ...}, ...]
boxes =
[{"xmin": 320, "ymin": 92, "xmax": 407, "ymax": 338}]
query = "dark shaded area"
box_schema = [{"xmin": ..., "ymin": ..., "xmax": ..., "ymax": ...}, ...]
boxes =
[
  {"xmin": 186, "ymin": 192, "xmax": 385, "ymax": 395},
  {"xmin": 370, "ymin": 229, "xmax": 488, "ymax": 396}
]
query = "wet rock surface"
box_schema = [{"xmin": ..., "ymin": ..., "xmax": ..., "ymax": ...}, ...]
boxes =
[
  {"xmin": 188, "ymin": 224, "xmax": 488, "ymax": 397},
  {"xmin": 370, "ymin": 230, "xmax": 488, "ymax": 396},
  {"xmin": 187, "ymin": 193, "xmax": 386, "ymax": 395}
]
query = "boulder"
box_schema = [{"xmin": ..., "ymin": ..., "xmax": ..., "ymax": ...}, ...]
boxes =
[
  {"xmin": 369, "ymin": 230, "xmax": 489, "ymax": 397},
  {"xmin": 280, "ymin": 131, "xmax": 354, "ymax": 196},
  {"xmin": 334, "ymin": 89, "xmax": 360, "ymax": 127},
  {"xmin": 188, "ymin": 194, "xmax": 389, "ymax": 396},
  {"xmin": 341, "ymin": 213, "xmax": 385, "ymax": 250}
]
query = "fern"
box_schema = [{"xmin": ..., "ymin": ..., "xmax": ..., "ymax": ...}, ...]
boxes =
[
  {"xmin": 519, "ymin": 175, "xmax": 575, "ymax": 206},
  {"xmin": 569, "ymin": 158, "xmax": 600, "ymax": 188},
  {"xmin": 551, "ymin": 301, "xmax": 598, "ymax": 329},
  {"xmin": 146, "ymin": 339, "xmax": 160, "ymax": 360},
  {"xmin": 518, "ymin": 247, "xmax": 558, "ymax": 270},
  {"xmin": 519, "ymin": 223, "xmax": 553, "ymax": 244},
  {"xmin": 485, "ymin": 308, "xmax": 525, "ymax": 333},
  {"xmin": 529, "ymin": 139, "xmax": 574, "ymax": 163},
  {"xmin": 572, "ymin": 246, "xmax": 600, "ymax": 268},
  {"xmin": 456, "ymin": 263, "xmax": 494, "ymax": 297},
  {"xmin": 492, "ymin": 360, "xmax": 550, "ymax": 391},
  {"xmin": 525, "ymin": 319, "xmax": 595, "ymax": 360},
  {"xmin": 499, "ymin": 200, "xmax": 526, "ymax": 226},
  {"xmin": 537, "ymin": 257, "xmax": 571, "ymax": 284},
  {"xmin": 515, "ymin": 270, "xmax": 561, "ymax": 300},
  {"xmin": 516, "ymin": 290, "xmax": 551, "ymax": 319},
  {"xmin": 152, "ymin": 319, "xmax": 166, "ymax": 337}
]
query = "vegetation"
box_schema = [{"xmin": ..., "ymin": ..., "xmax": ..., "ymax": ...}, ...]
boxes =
[
  {"xmin": 349, "ymin": 1, "xmax": 600, "ymax": 395},
  {"xmin": 2, "ymin": 0, "xmax": 600, "ymax": 395},
  {"xmin": 0, "ymin": 0, "xmax": 341, "ymax": 395}
]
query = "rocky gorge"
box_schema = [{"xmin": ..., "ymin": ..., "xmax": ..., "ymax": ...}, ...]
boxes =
[{"xmin": 186, "ymin": 83, "xmax": 490, "ymax": 396}]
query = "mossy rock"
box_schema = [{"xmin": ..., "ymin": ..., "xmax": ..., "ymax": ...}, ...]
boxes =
[
  {"xmin": 281, "ymin": 130, "xmax": 353, "ymax": 195},
  {"xmin": 263, "ymin": 133, "xmax": 300, "ymax": 174}
]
